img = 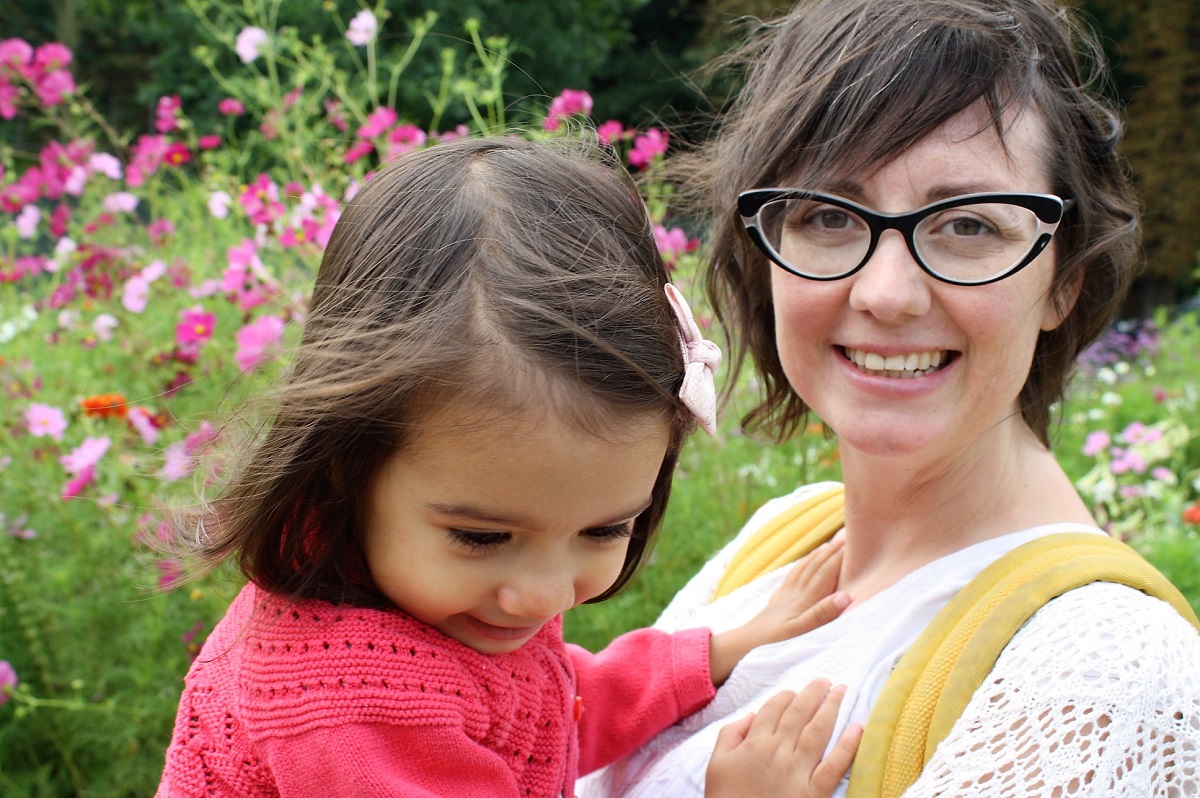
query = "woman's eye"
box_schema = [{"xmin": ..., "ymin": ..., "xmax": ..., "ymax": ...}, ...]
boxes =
[
  {"xmin": 583, "ymin": 523, "xmax": 634, "ymax": 544},
  {"xmin": 941, "ymin": 215, "xmax": 995, "ymax": 237},
  {"xmin": 811, "ymin": 209, "xmax": 852, "ymax": 229},
  {"xmin": 448, "ymin": 530, "xmax": 509, "ymax": 550}
]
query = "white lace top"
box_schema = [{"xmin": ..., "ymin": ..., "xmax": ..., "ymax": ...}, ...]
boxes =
[{"xmin": 580, "ymin": 482, "xmax": 1200, "ymax": 798}]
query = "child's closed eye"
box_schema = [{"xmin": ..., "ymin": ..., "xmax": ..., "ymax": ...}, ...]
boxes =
[
  {"xmin": 448, "ymin": 530, "xmax": 510, "ymax": 550},
  {"xmin": 583, "ymin": 523, "xmax": 634, "ymax": 544}
]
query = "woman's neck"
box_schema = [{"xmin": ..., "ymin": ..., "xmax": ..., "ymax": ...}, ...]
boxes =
[{"xmin": 833, "ymin": 418, "xmax": 1095, "ymax": 605}]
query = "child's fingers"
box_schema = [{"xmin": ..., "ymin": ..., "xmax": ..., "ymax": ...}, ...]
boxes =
[
  {"xmin": 790, "ymin": 591, "xmax": 851, "ymax": 635},
  {"xmin": 712, "ymin": 712, "xmax": 756, "ymax": 755},
  {"xmin": 783, "ymin": 538, "xmax": 844, "ymax": 589},
  {"xmin": 811, "ymin": 722, "xmax": 863, "ymax": 794},
  {"xmin": 794, "ymin": 683, "xmax": 847, "ymax": 762},
  {"xmin": 771, "ymin": 680, "xmax": 831, "ymax": 746},
  {"xmin": 745, "ymin": 689, "xmax": 801, "ymax": 737}
]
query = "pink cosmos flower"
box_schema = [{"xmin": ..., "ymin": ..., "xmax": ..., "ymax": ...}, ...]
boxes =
[
  {"xmin": 88, "ymin": 152, "xmax": 122, "ymax": 180},
  {"xmin": 61, "ymin": 464, "xmax": 95, "ymax": 499},
  {"xmin": 239, "ymin": 175, "xmax": 285, "ymax": 225},
  {"xmin": 26, "ymin": 403, "xmax": 67, "ymax": 440},
  {"xmin": 0, "ymin": 78, "xmax": 20, "ymax": 120},
  {"xmin": 543, "ymin": 89, "xmax": 593, "ymax": 131},
  {"xmin": 163, "ymin": 142, "xmax": 191, "ymax": 167},
  {"xmin": 653, "ymin": 224, "xmax": 700, "ymax": 267},
  {"xmin": 155, "ymin": 94, "xmax": 182, "ymax": 133},
  {"xmin": 235, "ymin": 314, "xmax": 285, "ymax": 372},
  {"xmin": 198, "ymin": 134, "xmax": 222, "ymax": 150},
  {"xmin": 208, "ymin": 190, "xmax": 232, "ymax": 219},
  {"xmin": 343, "ymin": 140, "xmax": 374, "ymax": 165},
  {"xmin": 157, "ymin": 559, "xmax": 184, "ymax": 590},
  {"xmin": 597, "ymin": 120, "xmax": 625, "ymax": 145},
  {"xmin": 127, "ymin": 406, "xmax": 159, "ymax": 445},
  {"xmin": 358, "ymin": 107, "xmax": 398, "ymax": 139},
  {"xmin": 161, "ymin": 441, "xmax": 192, "ymax": 481},
  {"xmin": 121, "ymin": 275, "xmax": 150, "ymax": 312},
  {"xmin": 60, "ymin": 436, "xmax": 111, "ymax": 475},
  {"xmin": 0, "ymin": 39, "xmax": 33, "ymax": 76},
  {"xmin": 387, "ymin": 124, "xmax": 427, "ymax": 160},
  {"xmin": 235, "ymin": 26, "xmax": 269, "ymax": 64},
  {"xmin": 324, "ymin": 98, "xmax": 348, "ymax": 132},
  {"xmin": 15, "ymin": 204, "xmax": 40, "ymax": 239},
  {"xmin": 33, "ymin": 69, "xmax": 74, "ymax": 106},
  {"xmin": 346, "ymin": 10, "xmax": 378, "ymax": 46},
  {"xmin": 1081, "ymin": 430, "xmax": 1110, "ymax": 457},
  {"xmin": 102, "ymin": 191, "xmax": 138, "ymax": 214},
  {"xmin": 176, "ymin": 307, "xmax": 216, "ymax": 346},
  {"xmin": 218, "ymin": 97, "xmax": 245, "ymax": 116},
  {"xmin": 628, "ymin": 128, "xmax": 669, "ymax": 169},
  {"xmin": 126, "ymin": 134, "xmax": 168, "ymax": 187},
  {"xmin": 33, "ymin": 43, "xmax": 72, "ymax": 72},
  {"xmin": 0, "ymin": 660, "xmax": 17, "ymax": 705},
  {"xmin": 148, "ymin": 218, "xmax": 175, "ymax": 246},
  {"xmin": 93, "ymin": 313, "xmax": 118, "ymax": 341}
]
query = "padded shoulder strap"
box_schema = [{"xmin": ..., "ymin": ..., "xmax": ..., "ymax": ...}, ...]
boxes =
[
  {"xmin": 847, "ymin": 532, "xmax": 1200, "ymax": 798},
  {"xmin": 714, "ymin": 484, "xmax": 844, "ymax": 599}
]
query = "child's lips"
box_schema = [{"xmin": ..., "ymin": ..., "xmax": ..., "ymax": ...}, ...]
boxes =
[{"xmin": 464, "ymin": 615, "xmax": 543, "ymax": 641}]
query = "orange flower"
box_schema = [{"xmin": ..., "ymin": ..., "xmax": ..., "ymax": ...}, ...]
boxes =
[
  {"xmin": 1184, "ymin": 501, "xmax": 1200, "ymax": 526},
  {"xmin": 81, "ymin": 392, "xmax": 128, "ymax": 419}
]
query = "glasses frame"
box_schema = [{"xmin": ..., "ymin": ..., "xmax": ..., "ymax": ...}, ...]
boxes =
[{"xmin": 738, "ymin": 189, "xmax": 1074, "ymax": 286}]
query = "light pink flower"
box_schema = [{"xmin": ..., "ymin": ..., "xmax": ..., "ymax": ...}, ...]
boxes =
[
  {"xmin": 185, "ymin": 421, "xmax": 217, "ymax": 455},
  {"xmin": 102, "ymin": 191, "xmax": 138, "ymax": 214},
  {"xmin": 208, "ymin": 190, "xmax": 232, "ymax": 219},
  {"xmin": 161, "ymin": 441, "xmax": 192, "ymax": 481},
  {"xmin": 141, "ymin": 259, "xmax": 167, "ymax": 282},
  {"xmin": 15, "ymin": 204, "xmax": 40, "ymax": 239},
  {"xmin": 127, "ymin": 406, "xmax": 159, "ymax": 445},
  {"xmin": 176, "ymin": 307, "xmax": 216, "ymax": 345},
  {"xmin": 346, "ymin": 10, "xmax": 378, "ymax": 46},
  {"xmin": 597, "ymin": 120, "xmax": 625, "ymax": 145},
  {"xmin": 60, "ymin": 436, "xmax": 111, "ymax": 474},
  {"xmin": 26, "ymin": 403, "xmax": 67, "ymax": 440},
  {"xmin": 218, "ymin": 97, "xmax": 245, "ymax": 116},
  {"xmin": 1081, "ymin": 429, "xmax": 1110, "ymax": 457},
  {"xmin": 155, "ymin": 94, "xmax": 182, "ymax": 133},
  {"xmin": 93, "ymin": 313, "xmax": 118, "ymax": 341},
  {"xmin": 122, "ymin": 274, "xmax": 150, "ymax": 312},
  {"xmin": 235, "ymin": 26, "xmax": 269, "ymax": 64},
  {"xmin": 235, "ymin": 314, "xmax": 285, "ymax": 372},
  {"xmin": 88, "ymin": 152, "xmax": 122, "ymax": 180}
]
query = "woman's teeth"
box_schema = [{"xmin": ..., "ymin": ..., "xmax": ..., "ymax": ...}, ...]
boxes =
[{"xmin": 844, "ymin": 347, "xmax": 945, "ymax": 378}]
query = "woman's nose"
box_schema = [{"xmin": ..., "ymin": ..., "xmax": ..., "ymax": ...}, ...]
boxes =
[
  {"xmin": 497, "ymin": 572, "xmax": 575, "ymax": 621},
  {"xmin": 848, "ymin": 230, "xmax": 933, "ymax": 321}
]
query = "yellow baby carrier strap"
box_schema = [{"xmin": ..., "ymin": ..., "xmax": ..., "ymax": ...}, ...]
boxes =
[{"xmin": 715, "ymin": 484, "xmax": 1200, "ymax": 798}]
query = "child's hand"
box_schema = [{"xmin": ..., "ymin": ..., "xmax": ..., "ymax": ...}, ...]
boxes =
[
  {"xmin": 705, "ymin": 680, "xmax": 862, "ymax": 798},
  {"xmin": 709, "ymin": 539, "xmax": 847, "ymax": 685}
]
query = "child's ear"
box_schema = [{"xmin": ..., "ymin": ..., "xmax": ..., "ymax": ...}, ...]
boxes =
[{"xmin": 1041, "ymin": 267, "xmax": 1083, "ymax": 332}]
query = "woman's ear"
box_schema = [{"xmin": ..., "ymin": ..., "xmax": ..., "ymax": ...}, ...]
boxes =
[{"xmin": 1041, "ymin": 267, "xmax": 1083, "ymax": 332}]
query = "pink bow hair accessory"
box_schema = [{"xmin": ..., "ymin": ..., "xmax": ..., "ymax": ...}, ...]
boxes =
[{"xmin": 664, "ymin": 283, "xmax": 721, "ymax": 435}]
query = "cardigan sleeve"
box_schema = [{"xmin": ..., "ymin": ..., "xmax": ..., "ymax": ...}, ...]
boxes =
[
  {"xmin": 901, "ymin": 582, "xmax": 1200, "ymax": 797},
  {"xmin": 569, "ymin": 625, "xmax": 716, "ymax": 775},
  {"xmin": 261, "ymin": 721, "xmax": 525, "ymax": 798}
]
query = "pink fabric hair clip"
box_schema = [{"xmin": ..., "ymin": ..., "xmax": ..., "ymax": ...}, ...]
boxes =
[{"xmin": 664, "ymin": 283, "xmax": 721, "ymax": 436}]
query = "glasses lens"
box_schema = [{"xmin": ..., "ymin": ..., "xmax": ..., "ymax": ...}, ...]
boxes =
[
  {"xmin": 914, "ymin": 202, "xmax": 1043, "ymax": 283},
  {"xmin": 757, "ymin": 197, "xmax": 869, "ymax": 278}
]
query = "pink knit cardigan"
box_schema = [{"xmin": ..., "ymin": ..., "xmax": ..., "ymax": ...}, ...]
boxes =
[{"xmin": 157, "ymin": 583, "xmax": 715, "ymax": 797}]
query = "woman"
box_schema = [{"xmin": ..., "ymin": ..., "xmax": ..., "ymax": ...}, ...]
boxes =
[{"xmin": 581, "ymin": 0, "xmax": 1200, "ymax": 795}]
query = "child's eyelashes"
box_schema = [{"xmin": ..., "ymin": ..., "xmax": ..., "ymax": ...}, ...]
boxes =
[{"xmin": 446, "ymin": 524, "xmax": 633, "ymax": 551}]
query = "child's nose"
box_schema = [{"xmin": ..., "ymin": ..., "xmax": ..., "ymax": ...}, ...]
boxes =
[{"xmin": 497, "ymin": 573, "xmax": 575, "ymax": 621}]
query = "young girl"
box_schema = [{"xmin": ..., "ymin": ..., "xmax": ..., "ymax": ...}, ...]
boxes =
[{"xmin": 156, "ymin": 135, "xmax": 859, "ymax": 798}]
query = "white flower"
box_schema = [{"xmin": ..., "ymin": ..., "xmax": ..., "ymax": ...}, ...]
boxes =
[
  {"xmin": 208, "ymin": 190, "xmax": 232, "ymax": 219},
  {"xmin": 345, "ymin": 10, "xmax": 378, "ymax": 46},
  {"xmin": 93, "ymin": 313, "xmax": 119, "ymax": 342},
  {"xmin": 235, "ymin": 26, "xmax": 269, "ymax": 64}
]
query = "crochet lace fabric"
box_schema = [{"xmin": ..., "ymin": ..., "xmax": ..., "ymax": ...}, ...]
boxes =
[{"xmin": 906, "ymin": 582, "xmax": 1200, "ymax": 797}]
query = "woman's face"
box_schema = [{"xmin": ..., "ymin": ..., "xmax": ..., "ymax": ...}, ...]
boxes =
[{"xmin": 770, "ymin": 103, "xmax": 1069, "ymax": 463}]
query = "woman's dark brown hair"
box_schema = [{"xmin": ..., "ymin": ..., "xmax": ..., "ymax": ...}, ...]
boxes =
[
  {"xmin": 674, "ymin": 0, "xmax": 1139, "ymax": 444},
  {"xmin": 181, "ymin": 135, "xmax": 693, "ymax": 607}
]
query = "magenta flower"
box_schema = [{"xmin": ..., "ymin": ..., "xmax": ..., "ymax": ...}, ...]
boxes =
[
  {"xmin": 26, "ymin": 403, "xmax": 67, "ymax": 440},
  {"xmin": 597, "ymin": 120, "xmax": 625, "ymax": 145},
  {"xmin": 358, "ymin": 107, "xmax": 398, "ymax": 139},
  {"xmin": 346, "ymin": 10, "xmax": 378, "ymax": 46},
  {"xmin": 238, "ymin": 175, "xmax": 285, "ymax": 225},
  {"xmin": 126, "ymin": 134, "xmax": 168, "ymax": 186},
  {"xmin": 235, "ymin": 314, "xmax": 285, "ymax": 372},
  {"xmin": 0, "ymin": 39, "xmax": 33, "ymax": 75},
  {"xmin": 218, "ymin": 97, "xmax": 245, "ymax": 116},
  {"xmin": 155, "ymin": 94, "xmax": 182, "ymax": 133},
  {"xmin": 176, "ymin": 307, "xmax": 216, "ymax": 346},
  {"xmin": 543, "ymin": 89, "xmax": 593, "ymax": 131},
  {"xmin": 628, "ymin": 128, "xmax": 669, "ymax": 169},
  {"xmin": 60, "ymin": 436, "xmax": 111, "ymax": 475},
  {"xmin": 387, "ymin": 124, "xmax": 427, "ymax": 160},
  {"xmin": 235, "ymin": 26, "xmax": 269, "ymax": 64},
  {"xmin": 33, "ymin": 69, "xmax": 74, "ymax": 106},
  {"xmin": 198, "ymin": 134, "xmax": 222, "ymax": 150},
  {"xmin": 61, "ymin": 464, "xmax": 95, "ymax": 499},
  {"xmin": 343, "ymin": 140, "xmax": 374, "ymax": 165},
  {"xmin": 653, "ymin": 224, "xmax": 700, "ymax": 267},
  {"xmin": 0, "ymin": 660, "xmax": 17, "ymax": 705},
  {"xmin": 0, "ymin": 78, "xmax": 20, "ymax": 119},
  {"xmin": 33, "ymin": 42, "xmax": 72, "ymax": 72}
]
